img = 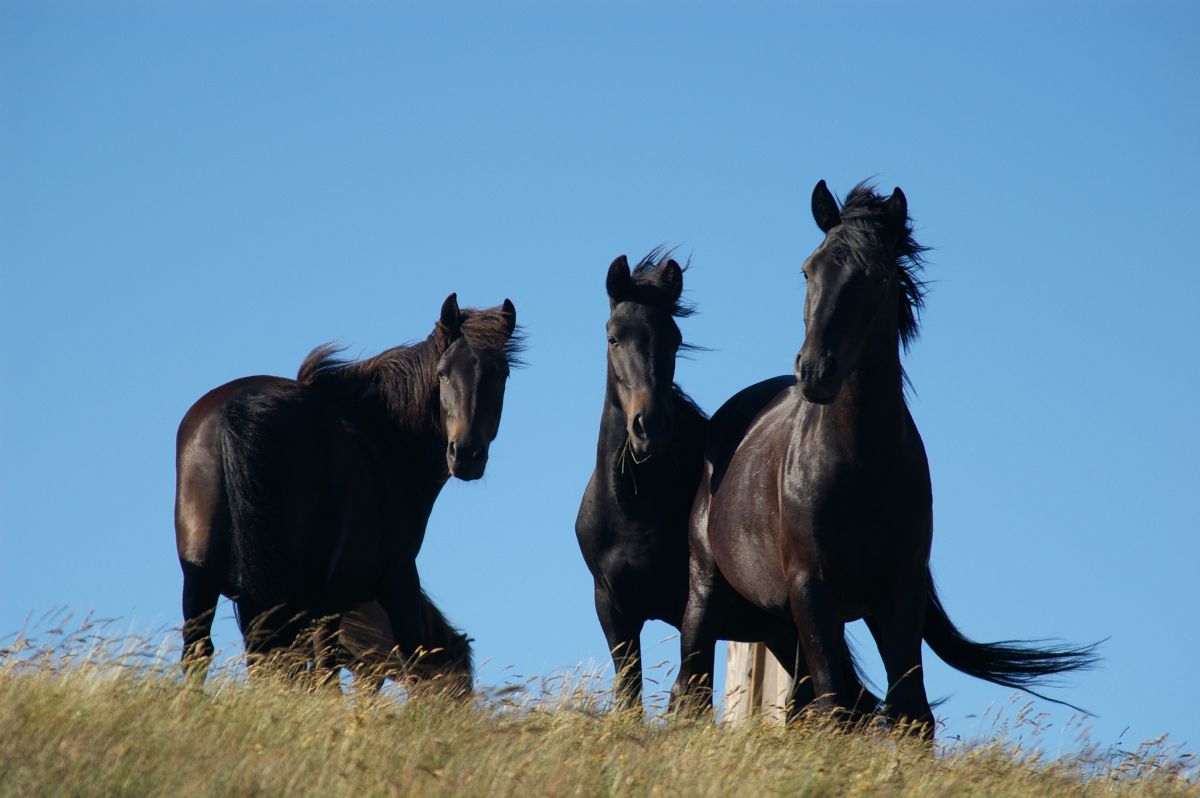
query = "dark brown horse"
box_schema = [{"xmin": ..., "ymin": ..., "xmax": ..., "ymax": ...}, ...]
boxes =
[
  {"xmin": 671, "ymin": 182, "xmax": 1096, "ymax": 734},
  {"xmin": 175, "ymin": 293, "xmax": 521, "ymax": 683},
  {"xmin": 576, "ymin": 250, "xmax": 879, "ymax": 714}
]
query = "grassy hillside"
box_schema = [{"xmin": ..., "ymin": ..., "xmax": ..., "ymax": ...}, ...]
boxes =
[{"xmin": 1, "ymin": 626, "xmax": 1195, "ymax": 797}]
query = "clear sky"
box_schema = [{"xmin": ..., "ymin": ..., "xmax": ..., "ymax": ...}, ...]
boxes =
[{"xmin": 2, "ymin": 0, "xmax": 1197, "ymax": 756}]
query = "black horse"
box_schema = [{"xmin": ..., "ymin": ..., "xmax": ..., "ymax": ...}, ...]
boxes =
[
  {"xmin": 175, "ymin": 293, "xmax": 521, "ymax": 683},
  {"xmin": 672, "ymin": 182, "xmax": 1096, "ymax": 735},
  {"xmin": 576, "ymin": 251, "xmax": 879, "ymax": 714},
  {"xmin": 574, "ymin": 251, "xmax": 707, "ymax": 708}
]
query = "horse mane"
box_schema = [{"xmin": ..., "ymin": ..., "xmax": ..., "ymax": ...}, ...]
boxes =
[
  {"xmin": 671, "ymin": 383, "xmax": 709, "ymax": 422},
  {"xmin": 297, "ymin": 337, "xmax": 443, "ymax": 431},
  {"xmin": 835, "ymin": 182, "xmax": 930, "ymax": 350},
  {"xmin": 296, "ymin": 305, "xmax": 525, "ymax": 431}
]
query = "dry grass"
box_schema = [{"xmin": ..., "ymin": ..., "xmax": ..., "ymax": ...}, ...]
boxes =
[{"xmin": 1, "ymin": 616, "xmax": 1195, "ymax": 798}]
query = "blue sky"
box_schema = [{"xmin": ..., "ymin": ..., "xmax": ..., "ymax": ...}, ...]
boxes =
[{"xmin": 2, "ymin": 1, "xmax": 1197, "ymax": 754}]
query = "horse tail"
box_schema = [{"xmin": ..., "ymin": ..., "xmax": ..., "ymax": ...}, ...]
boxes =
[
  {"xmin": 417, "ymin": 589, "xmax": 474, "ymax": 681},
  {"xmin": 922, "ymin": 568, "xmax": 1100, "ymax": 709},
  {"xmin": 842, "ymin": 633, "xmax": 882, "ymax": 715},
  {"xmin": 218, "ymin": 394, "xmax": 291, "ymax": 609}
]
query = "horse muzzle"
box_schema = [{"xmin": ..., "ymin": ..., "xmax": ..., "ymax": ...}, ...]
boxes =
[
  {"xmin": 626, "ymin": 407, "xmax": 671, "ymax": 459},
  {"xmin": 795, "ymin": 352, "xmax": 842, "ymax": 405},
  {"xmin": 447, "ymin": 439, "xmax": 488, "ymax": 481}
]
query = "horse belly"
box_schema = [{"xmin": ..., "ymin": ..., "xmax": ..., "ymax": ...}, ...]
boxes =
[{"xmin": 706, "ymin": 456, "xmax": 792, "ymax": 615}]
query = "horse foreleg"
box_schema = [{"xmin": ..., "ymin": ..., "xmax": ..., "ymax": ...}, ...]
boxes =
[
  {"xmin": 864, "ymin": 582, "xmax": 933, "ymax": 738},
  {"xmin": 670, "ymin": 558, "xmax": 730, "ymax": 717},
  {"xmin": 378, "ymin": 558, "xmax": 425, "ymax": 671},
  {"xmin": 787, "ymin": 571, "xmax": 854, "ymax": 722},
  {"xmin": 593, "ymin": 578, "xmax": 644, "ymax": 712}
]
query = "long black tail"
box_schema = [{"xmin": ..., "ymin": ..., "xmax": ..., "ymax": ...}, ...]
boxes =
[
  {"xmin": 219, "ymin": 395, "xmax": 292, "ymax": 609},
  {"xmin": 923, "ymin": 569, "xmax": 1101, "ymax": 710},
  {"xmin": 843, "ymin": 633, "xmax": 882, "ymax": 715}
]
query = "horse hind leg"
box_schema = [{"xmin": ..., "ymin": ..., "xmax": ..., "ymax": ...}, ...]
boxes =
[
  {"xmin": 764, "ymin": 635, "xmax": 815, "ymax": 722},
  {"xmin": 180, "ymin": 561, "xmax": 221, "ymax": 683},
  {"xmin": 309, "ymin": 615, "xmax": 343, "ymax": 691}
]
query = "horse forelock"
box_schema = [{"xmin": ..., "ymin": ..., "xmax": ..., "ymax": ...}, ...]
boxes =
[
  {"xmin": 626, "ymin": 246, "xmax": 697, "ymax": 320},
  {"xmin": 458, "ymin": 307, "xmax": 526, "ymax": 369}
]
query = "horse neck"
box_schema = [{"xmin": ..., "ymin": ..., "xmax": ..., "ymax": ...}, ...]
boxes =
[
  {"xmin": 342, "ymin": 342, "xmax": 450, "ymax": 480},
  {"xmin": 821, "ymin": 310, "xmax": 907, "ymax": 446},
  {"xmin": 597, "ymin": 373, "xmax": 631, "ymax": 472}
]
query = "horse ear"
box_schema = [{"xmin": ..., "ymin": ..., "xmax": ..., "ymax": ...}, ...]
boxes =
[
  {"xmin": 500, "ymin": 298, "xmax": 517, "ymax": 338},
  {"xmin": 661, "ymin": 258, "xmax": 684, "ymax": 302},
  {"xmin": 812, "ymin": 179, "xmax": 840, "ymax": 233},
  {"xmin": 606, "ymin": 255, "xmax": 632, "ymax": 304},
  {"xmin": 884, "ymin": 186, "xmax": 908, "ymax": 235},
  {"xmin": 439, "ymin": 292, "xmax": 462, "ymax": 338}
]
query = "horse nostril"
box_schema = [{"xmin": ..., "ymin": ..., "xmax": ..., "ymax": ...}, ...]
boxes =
[{"xmin": 631, "ymin": 414, "xmax": 647, "ymax": 441}]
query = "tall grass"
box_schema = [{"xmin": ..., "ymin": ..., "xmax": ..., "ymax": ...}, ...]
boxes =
[{"xmin": 2, "ymin": 616, "xmax": 1195, "ymax": 797}]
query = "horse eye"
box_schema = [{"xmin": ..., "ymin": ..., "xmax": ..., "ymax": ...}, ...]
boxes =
[
  {"xmin": 802, "ymin": 270, "xmax": 808, "ymax": 281},
  {"xmin": 438, "ymin": 373, "xmax": 449, "ymax": 383},
  {"xmin": 607, "ymin": 336, "xmax": 618, "ymax": 347}
]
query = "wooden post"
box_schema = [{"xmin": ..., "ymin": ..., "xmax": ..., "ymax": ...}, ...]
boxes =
[{"xmin": 723, "ymin": 642, "xmax": 790, "ymax": 724}]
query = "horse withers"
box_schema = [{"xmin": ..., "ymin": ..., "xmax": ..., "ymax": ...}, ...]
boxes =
[
  {"xmin": 174, "ymin": 293, "xmax": 521, "ymax": 686},
  {"xmin": 671, "ymin": 182, "xmax": 1096, "ymax": 736}
]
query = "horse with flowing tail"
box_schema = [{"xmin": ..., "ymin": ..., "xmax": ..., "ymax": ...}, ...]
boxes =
[
  {"xmin": 671, "ymin": 181, "xmax": 1097, "ymax": 736},
  {"xmin": 175, "ymin": 293, "xmax": 521, "ymax": 684},
  {"xmin": 576, "ymin": 250, "xmax": 879, "ymax": 714}
]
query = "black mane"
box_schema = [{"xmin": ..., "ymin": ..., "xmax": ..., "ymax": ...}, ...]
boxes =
[
  {"xmin": 297, "ymin": 306, "xmax": 525, "ymax": 431},
  {"xmin": 834, "ymin": 182, "xmax": 929, "ymax": 350},
  {"xmin": 298, "ymin": 337, "xmax": 443, "ymax": 431}
]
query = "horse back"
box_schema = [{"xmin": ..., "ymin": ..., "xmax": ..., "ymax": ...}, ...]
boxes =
[{"xmin": 706, "ymin": 375, "xmax": 794, "ymax": 492}]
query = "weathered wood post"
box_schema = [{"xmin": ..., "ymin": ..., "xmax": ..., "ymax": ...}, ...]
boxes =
[{"xmin": 723, "ymin": 642, "xmax": 790, "ymax": 724}]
